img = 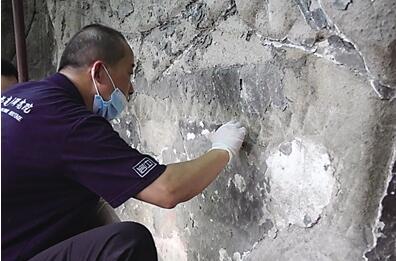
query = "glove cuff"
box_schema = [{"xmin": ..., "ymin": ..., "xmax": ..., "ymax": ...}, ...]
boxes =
[{"xmin": 209, "ymin": 145, "xmax": 233, "ymax": 163}]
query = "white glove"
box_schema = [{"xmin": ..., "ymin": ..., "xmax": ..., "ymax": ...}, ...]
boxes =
[{"xmin": 209, "ymin": 120, "xmax": 247, "ymax": 162}]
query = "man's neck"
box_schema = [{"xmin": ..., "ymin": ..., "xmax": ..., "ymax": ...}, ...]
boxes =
[{"xmin": 59, "ymin": 68, "xmax": 94, "ymax": 111}]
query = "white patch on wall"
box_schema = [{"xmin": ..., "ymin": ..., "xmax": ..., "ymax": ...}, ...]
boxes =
[
  {"xmin": 219, "ymin": 248, "xmax": 232, "ymax": 261},
  {"xmin": 233, "ymin": 174, "xmax": 247, "ymax": 193},
  {"xmin": 155, "ymin": 231, "xmax": 187, "ymax": 261},
  {"xmin": 186, "ymin": 132, "xmax": 196, "ymax": 140},
  {"xmin": 266, "ymin": 138, "xmax": 336, "ymax": 228},
  {"xmin": 232, "ymin": 252, "xmax": 243, "ymax": 261},
  {"xmin": 267, "ymin": 226, "xmax": 278, "ymax": 239},
  {"xmin": 139, "ymin": 120, "xmax": 178, "ymax": 155},
  {"xmin": 157, "ymin": 147, "xmax": 170, "ymax": 164},
  {"xmin": 201, "ymin": 129, "xmax": 210, "ymax": 136},
  {"xmin": 219, "ymin": 248, "xmax": 244, "ymax": 261}
]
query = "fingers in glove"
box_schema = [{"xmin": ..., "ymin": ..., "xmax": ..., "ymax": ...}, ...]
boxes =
[{"xmin": 233, "ymin": 121, "xmax": 242, "ymax": 128}]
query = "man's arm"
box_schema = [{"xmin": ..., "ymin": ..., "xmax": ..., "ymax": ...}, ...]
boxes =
[{"xmin": 135, "ymin": 121, "xmax": 246, "ymax": 208}]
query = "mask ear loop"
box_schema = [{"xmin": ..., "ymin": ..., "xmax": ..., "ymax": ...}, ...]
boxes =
[
  {"xmin": 102, "ymin": 65, "xmax": 117, "ymax": 91},
  {"xmin": 91, "ymin": 65, "xmax": 101, "ymax": 96}
]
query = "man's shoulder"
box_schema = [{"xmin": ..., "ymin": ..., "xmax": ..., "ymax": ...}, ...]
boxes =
[
  {"xmin": 2, "ymin": 78, "xmax": 64, "ymax": 104},
  {"xmin": 1, "ymin": 75, "xmax": 92, "ymax": 132},
  {"xmin": 3, "ymin": 73, "xmax": 83, "ymax": 104},
  {"xmin": 69, "ymin": 112, "xmax": 113, "ymax": 136}
]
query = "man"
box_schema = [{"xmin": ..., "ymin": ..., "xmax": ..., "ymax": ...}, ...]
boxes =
[
  {"xmin": 1, "ymin": 24, "xmax": 246, "ymax": 260},
  {"xmin": 1, "ymin": 59, "xmax": 18, "ymax": 92}
]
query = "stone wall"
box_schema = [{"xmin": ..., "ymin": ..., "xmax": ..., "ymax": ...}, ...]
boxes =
[
  {"xmin": 1, "ymin": 0, "xmax": 56, "ymax": 79},
  {"xmin": 2, "ymin": 0, "xmax": 395, "ymax": 260}
]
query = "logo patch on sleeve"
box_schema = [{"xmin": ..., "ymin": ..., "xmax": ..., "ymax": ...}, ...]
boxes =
[{"xmin": 133, "ymin": 157, "xmax": 157, "ymax": 177}]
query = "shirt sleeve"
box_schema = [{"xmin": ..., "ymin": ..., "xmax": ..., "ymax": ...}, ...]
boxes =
[{"xmin": 62, "ymin": 115, "xmax": 166, "ymax": 208}]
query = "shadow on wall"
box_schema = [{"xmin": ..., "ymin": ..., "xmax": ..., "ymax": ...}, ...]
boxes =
[
  {"xmin": 365, "ymin": 162, "xmax": 396, "ymax": 260},
  {"xmin": 1, "ymin": 0, "xmax": 56, "ymax": 80}
]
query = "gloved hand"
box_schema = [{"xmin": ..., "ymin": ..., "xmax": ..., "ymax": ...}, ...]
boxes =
[{"xmin": 209, "ymin": 120, "xmax": 247, "ymax": 162}]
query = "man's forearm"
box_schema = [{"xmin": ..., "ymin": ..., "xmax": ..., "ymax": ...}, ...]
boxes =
[
  {"xmin": 136, "ymin": 149, "xmax": 229, "ymax": 208},
  {"xmin": 164, "ymin": 149, "xmax": 229, "ymax": 203},
  {"xmin": 136, "ymin": 121, "xmax": 246, "ymax": 208}
]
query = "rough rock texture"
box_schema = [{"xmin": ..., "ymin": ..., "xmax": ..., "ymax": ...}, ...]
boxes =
[
  {"xmin": 365, "ymin": 169, "xmax": 396, "ymax": 260},
  {"xmin": 1, "ymin": 0, "xmax": 56, "ymax": 79},
  {"xmin": 3, "ymin": 0, "xmax": 396, "ymax": 260},
  {"xmin": 320, "ymin": 0, "xmax": 396, "ymax": 99}
]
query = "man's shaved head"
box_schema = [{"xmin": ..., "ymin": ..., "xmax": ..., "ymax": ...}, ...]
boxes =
[{"xmin": 58, "ymin": 24, "xmax": 128, "ymax": 71}]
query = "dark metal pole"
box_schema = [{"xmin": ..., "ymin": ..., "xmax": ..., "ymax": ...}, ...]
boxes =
[{"xmin": 12, "ymin": 0, "xmax": 28, "ymax": 82}]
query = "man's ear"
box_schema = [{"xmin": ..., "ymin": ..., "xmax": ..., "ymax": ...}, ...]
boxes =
[{"xmin": 91, "ymin": 61, "xmax": 106, "ymax": 84}]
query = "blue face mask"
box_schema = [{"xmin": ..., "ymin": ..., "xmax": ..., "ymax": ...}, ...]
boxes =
[{"xmin": 92, "ymin": 65, "xmax": 128, "ymax": 121}]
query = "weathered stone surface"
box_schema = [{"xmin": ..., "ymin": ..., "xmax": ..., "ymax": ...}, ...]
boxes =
[
  {"xmin": 365, "ymin": 170, "xmax": 396, "ymax": 260},
  {"xmin": 266, "ymin": 138, "xmax": 336, "ymax": 229},
  {"xmin": 25, "ymin": 0, "xmax": 56, "ymax": 79},
  {"xmin": 1, "ymin": 0, "xmax": 55, "ymax": 79},
  {"xmin": 3, "ymin": 0, "xmax": 395, "ymax": 260},
  {"xmin": 320, "ymin": 0, "xmax": 396, "ymax": 97},
  {"xmin": 1, "ymin": 0, "xmax": 16, "ymax": 60}
]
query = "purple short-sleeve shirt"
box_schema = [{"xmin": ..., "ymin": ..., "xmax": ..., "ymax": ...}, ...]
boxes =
[{"xmin": 1, "ymin": 73, "xmax": 166, "ymax": 260}]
